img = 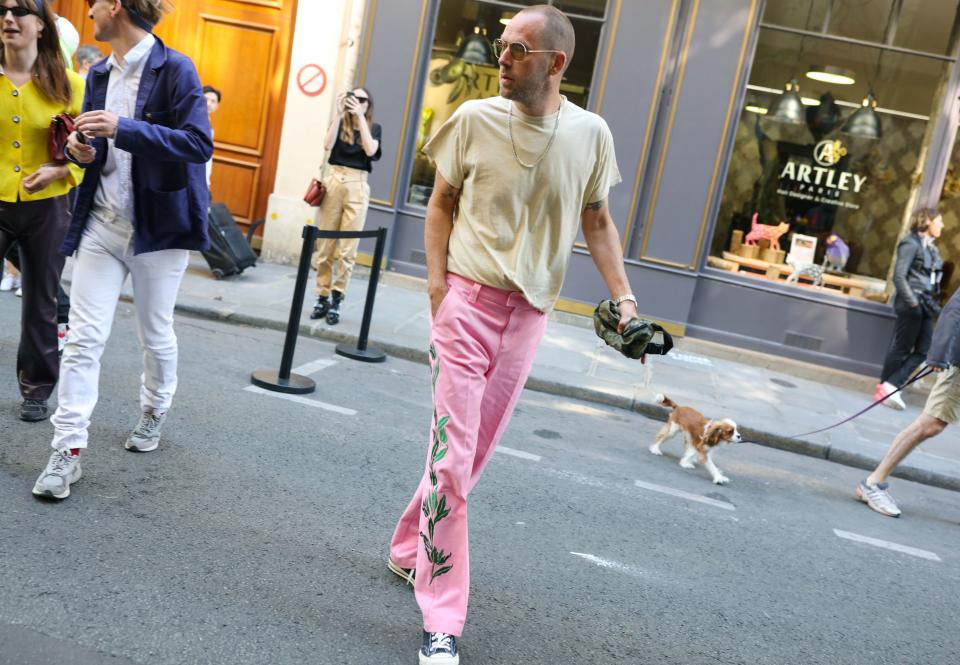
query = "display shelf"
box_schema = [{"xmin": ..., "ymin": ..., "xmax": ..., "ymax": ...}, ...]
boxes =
[{"xmin": 717, "ymin": 252, "xmax": 888, "ymax": 301}]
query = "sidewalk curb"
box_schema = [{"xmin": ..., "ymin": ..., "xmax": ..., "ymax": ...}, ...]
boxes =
[{"xmin": 170, "ymin": 299, "xmax": 960, "ymax": 494}]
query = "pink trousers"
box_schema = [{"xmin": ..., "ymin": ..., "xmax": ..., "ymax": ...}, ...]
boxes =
[{"xmin": 389, "ymin": 273, "xmax": 547, "ymax": 635}]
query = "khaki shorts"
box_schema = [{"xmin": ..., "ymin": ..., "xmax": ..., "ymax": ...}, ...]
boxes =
[{"xmin": 923, "ymin": 366, "xmax": 960, "ymax": 424}]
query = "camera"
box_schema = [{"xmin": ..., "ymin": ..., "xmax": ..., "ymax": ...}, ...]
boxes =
[{"xmin": 345, "ymin": 91, "xmax": 356, "ymax": 99}]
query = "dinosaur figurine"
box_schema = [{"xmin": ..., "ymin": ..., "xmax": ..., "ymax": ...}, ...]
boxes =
[{"xmin": 744, "ymin": 213, "xmax": 790, "ymax": 252}]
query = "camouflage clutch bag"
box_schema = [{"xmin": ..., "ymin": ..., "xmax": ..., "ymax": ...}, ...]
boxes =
[{"xmin": 593, "ymin": 300, "xmax": 674, "ymax": 359}]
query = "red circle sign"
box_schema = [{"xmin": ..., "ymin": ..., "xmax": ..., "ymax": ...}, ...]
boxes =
[{"xmin": 297, "ymin": 64, "xmax": 327, "ymax": 97}]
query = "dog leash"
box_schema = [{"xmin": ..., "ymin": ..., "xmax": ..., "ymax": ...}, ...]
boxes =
[{"xmin": 784, "ymin": 365, "xmax": 936, "ymax": 439}]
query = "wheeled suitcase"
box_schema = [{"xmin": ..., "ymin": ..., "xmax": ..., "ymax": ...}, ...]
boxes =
[{"xmin": 203, "ymin": 203, "xmax": 258, "ymax": 279}]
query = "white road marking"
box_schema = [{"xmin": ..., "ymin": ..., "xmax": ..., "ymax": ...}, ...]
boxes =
[
  {"xmin": 291, "ymin": 358, "xmax": 338, "ymax": 376},
  {"xmin": 832, "ymin": 529, "xmax": 941, "ymax": 562},
  {"xmin": 666, "ymin": 352, "xmax": 713, "ymax": 367},
  {"xmin": 570, "ymin": 552, "xmax": 644, "ymax": 577},
  {"xmin": 243, "ymin": 385, "xmax": 357, "ymax": 415},
  {"xmin": 496, "ymin": 446, "xmax": 541, "ymax": 462},
  {"xmin": 634, "ymin": 479, "xmax": 736, "ymax": 511}
]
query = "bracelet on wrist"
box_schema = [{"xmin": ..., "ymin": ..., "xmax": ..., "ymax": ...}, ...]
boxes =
[{"xmin": 613, "ymin": 294, "xmax": 637, "ymax": 308}]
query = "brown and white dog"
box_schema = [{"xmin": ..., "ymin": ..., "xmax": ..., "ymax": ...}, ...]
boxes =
[{"xmin": 649, "ymin": 394, "xmax": 742, "ymax": 484}]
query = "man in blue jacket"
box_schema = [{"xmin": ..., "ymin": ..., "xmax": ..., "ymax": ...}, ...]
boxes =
[
  {"xmin": 33, "ymin": 0, "xmax": 212, "ymax": 500},
  {"xmin": 856, "ymin": 287, "xmax": 960, "ymax": 517}
]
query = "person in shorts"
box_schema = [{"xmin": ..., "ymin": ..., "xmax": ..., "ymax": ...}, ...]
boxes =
[{"xmin": 856, "ymin": 286, "xmax": 960, "ymax": 517}]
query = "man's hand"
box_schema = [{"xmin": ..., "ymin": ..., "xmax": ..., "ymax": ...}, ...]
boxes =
[
  {"xmin": 428, "ymin": 281, "xmax": 449, "ymax": 318},
  {"xmin": 66, "ymin": 130, "xmax": 97, "ymax": 164},
  {"xmin": 22, "ymin": 164, "xmax": 68, "ymax": 194},
  {"xmin": 616, "ymin": 300, "xmax": 638, "ymax": 333},
  {"xmin": 615, "ymin": 300, "xmax": 647, "ymax": 364},
  {"xmin": 75, "ymin": 110, "xmax": 120, "ymax": 139}
]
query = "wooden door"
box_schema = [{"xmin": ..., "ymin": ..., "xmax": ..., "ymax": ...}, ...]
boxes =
[{"xmin": 51, "ymin": 0, "xmax": 298, "ymax": 229}]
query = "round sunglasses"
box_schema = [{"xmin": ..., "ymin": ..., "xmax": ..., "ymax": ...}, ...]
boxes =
[{"xmin": 492, "ymin": 38, "xmax": 563, "ymax": 61}]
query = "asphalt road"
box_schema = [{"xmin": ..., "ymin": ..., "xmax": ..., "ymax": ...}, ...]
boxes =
[{"xmin": 0, "ymin": 293, "xmax": 958, "ymax": 664}]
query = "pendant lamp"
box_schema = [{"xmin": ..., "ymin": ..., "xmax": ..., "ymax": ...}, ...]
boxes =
[
  {"xmin": 759, "ymin": 79, "xmax": 814, "ymax": 144},
  {"xmin": 455, "ymin": 26, "xmax": 496, "ymax": 66},
  {"xmin": 841, "ymin": 92, "xmax": 882, "ymax": 141}
]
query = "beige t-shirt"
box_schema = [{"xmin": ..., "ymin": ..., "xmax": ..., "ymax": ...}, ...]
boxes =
[{"xmin": 424, "ymin": 96, "xmax": 621, "ymax": 312}]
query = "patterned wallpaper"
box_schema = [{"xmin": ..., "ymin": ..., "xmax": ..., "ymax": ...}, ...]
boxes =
[{"xmin": 710, "ymin": 109, "xmax": 931, "ymax": 284}]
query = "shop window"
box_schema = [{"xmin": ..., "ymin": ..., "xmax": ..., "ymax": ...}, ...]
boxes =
[
  {"xmin": 406, "ymin": 0, "xmax": 608, "ymax": 206},
  {"xmin": 707, "ymin": 0, "xmax": 959, "ymax": 303},
  {"xmin": 934, "ymin": 139, "xmax": 960, "ymax": 302}
]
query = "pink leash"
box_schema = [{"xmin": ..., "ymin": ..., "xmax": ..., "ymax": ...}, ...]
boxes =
[{"xmin": 785, "ymin": 365, "xmax": 936, "ymax": 439}]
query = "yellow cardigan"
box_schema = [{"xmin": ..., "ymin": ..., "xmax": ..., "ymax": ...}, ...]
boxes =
[{"xmin": 0, "ymin": 69, "xmax": 85, "ymax": 203}]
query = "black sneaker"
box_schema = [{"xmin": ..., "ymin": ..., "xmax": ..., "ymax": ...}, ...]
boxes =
[
  {"xmin": 309, "ymin": 295, "xmax": 330, "ymax": 320},
  {"xmin": 20, "ymin": 399, "xmax": 49, "ymax": 422},
  {"xmin": 419, "ymin": 631, "xmax": 459, "ymax": 664}
]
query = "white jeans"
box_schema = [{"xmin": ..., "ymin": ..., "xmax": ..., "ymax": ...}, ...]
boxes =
[{"xmin": 51, "ymin": 210, "xmax": 189, "ymax": 450}]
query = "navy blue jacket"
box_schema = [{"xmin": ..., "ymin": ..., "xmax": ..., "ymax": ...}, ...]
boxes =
[
  {"xmin": 928, "ymin": 288, "xmax": 960, "ymax": 369},
  {"xmin": 60, "ymin": 38, "xmax": 213, "ymax": 256}
]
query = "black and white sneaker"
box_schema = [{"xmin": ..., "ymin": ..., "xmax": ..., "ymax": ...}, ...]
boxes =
[{"xmin": 419, "ymin": 630, "xmax": 458, "ymax": 664}]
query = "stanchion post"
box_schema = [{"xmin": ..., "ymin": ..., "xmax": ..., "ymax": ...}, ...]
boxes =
[
  {"xmin": 251, "ymin": 224, "xmax": 319, "ymax": 393},
  {"xmin": 336, "ymin": 226, "xmax": 387, "ymax": 363}
]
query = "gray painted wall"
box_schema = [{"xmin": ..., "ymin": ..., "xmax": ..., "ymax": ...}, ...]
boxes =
[{"xmin": 357, "ymin": 0, "xmax": 955, "ymax": 376}]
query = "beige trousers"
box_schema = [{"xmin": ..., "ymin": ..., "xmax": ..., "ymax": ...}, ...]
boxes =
[{"xmin": 312, "ymin": 165, "xmax": 370, "ymax": 297}]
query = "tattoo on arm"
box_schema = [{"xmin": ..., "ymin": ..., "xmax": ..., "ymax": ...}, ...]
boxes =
[
  {"xmin": 584, "ymin": 200, "xmax": 605, "ymax": 212},
  {"xmin": 440, "ymin": 186, "xmax": 460, "ymax": 201}
]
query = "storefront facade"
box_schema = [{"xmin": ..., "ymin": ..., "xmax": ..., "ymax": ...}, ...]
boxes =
[{"xmin": 281, "ymin": 0, "xmax": 960, "ymax": 375}]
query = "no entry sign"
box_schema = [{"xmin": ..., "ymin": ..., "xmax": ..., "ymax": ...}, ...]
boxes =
[{"xmin": 297, "ymin": 64, "xmax": 327, "ymax": 97}]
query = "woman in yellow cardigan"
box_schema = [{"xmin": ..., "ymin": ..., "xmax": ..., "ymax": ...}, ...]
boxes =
[{"xmin": 0, "ymin": 0, "xmax": 83, "ymax": 422}]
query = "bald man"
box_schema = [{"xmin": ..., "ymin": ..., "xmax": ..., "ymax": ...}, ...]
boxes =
[{"xmin": 386, "ymin": 6, "xmax": 640, "ymax": 663}]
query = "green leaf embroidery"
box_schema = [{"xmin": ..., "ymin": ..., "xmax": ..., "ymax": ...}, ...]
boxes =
[
  {"xmin": 421, "ymin": 349, "xmax": 454, "ymax": 585},
  {"xmin": 431, "ymin": 565, "xmax": 453, "ymax": 581}
]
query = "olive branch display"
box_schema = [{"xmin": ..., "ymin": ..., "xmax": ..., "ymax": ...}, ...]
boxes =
[{"xmin": 421, "ymin": 343, "xmax": 453, "ymax": 584}]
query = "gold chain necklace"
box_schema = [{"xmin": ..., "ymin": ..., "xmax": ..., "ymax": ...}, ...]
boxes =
[{"xmin": 507, "ymin": 95, "xmax": 565, "ymax": 169}]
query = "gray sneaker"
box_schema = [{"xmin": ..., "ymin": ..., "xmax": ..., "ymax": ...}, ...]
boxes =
[
  {"xmin": 856, "ymin": 480, "xmax": 902, "ymax": 517},
  {"xmin": 124, "ymin": 409, "xmax": 167, "ymax": 452},
  {"xmin": 32, "ymin": 450, "xmax": 82, "ymax": 500}
]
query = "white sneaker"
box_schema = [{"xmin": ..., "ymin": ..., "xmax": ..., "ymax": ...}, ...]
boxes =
[
  {"xmin": 879, "ymin": 381, "xmax": 906, "ymax": 410},
  {"xmin": 15, "ymin": 285, "xmax": 22, "ymax": 297},
  {"xmin": 856, "ymin": 479, "xmax": 902, "ymax": 517},
  {"xmin": 57, "ymin": 324, "xmax": 69, "ymax": 354},
  {"xmin": 32, "ymin": 450, "xmax": 82, "ymax": 500},
  {"xmin": 0, "ymin": 273, "xmax": 20, "ymax": 291}
]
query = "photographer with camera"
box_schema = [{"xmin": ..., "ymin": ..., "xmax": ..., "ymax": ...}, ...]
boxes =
[{"xmin": 309, "ymin": 86, "xmax": 381, "ymax": 325}]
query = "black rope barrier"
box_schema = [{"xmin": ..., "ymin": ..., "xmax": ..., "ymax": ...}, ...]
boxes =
[{"xmin": 250, "ymin": 224, "xmax": 388, "ymax": 395}]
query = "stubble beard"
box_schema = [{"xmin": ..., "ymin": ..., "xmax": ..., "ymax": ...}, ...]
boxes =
[{"xmin": 500, "ymin": 62, "xmax": 551, "ymax": 109}]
